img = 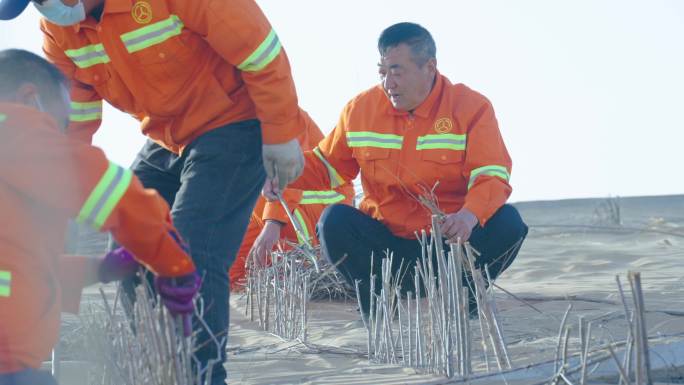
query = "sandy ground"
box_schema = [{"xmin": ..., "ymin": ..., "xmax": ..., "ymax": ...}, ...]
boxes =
[{"xmin": 57, "ymin": 195, "xmax": 684, "ymax": 384}]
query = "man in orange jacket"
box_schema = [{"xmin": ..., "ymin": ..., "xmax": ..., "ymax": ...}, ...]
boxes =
[
  {"xmin": 0, "ymin": 49, "xmax": 197, "ymax": 385},
  {"xmin": 1, "ymin": 0, "xmax": 307, "ymax": 381},
  {"xmin": 229, "ymin": 112, "xmax": 355, "ymax": 290},
  {"xmin": 265, "ymin": 23, "xmax": 528, "ymax": 317}
]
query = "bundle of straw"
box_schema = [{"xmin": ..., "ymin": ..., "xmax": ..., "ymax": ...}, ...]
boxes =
[
  {"xmin": 362, "ymin": 215, "xmax": 511, "ymax": 379},
  {"xmin": 243, "ymin": 244, "xmax": 354, "ymax": 342},
  {"xmin": 81, "ymin": 281, "xmax": 219, "ymax": 385}
]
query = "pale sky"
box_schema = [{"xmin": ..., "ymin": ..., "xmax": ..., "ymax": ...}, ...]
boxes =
[{"xmin": 2, "ymin": 0, "xmax": 683, "ymax": 202}]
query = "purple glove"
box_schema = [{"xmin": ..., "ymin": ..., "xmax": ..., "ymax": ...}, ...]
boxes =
[
  {"xmin": 154, "ymin": 271, "xmax": 200, "ymax": 336},
  {"xmin": 98, "ymin": 247, "xmax": 140, "ymax": 283}
]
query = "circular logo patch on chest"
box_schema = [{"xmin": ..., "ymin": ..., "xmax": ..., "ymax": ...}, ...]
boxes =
[
  {"xmin": 132, "ymin": 1, "xmax": 153, "ymax": 24},
  {"xmin": 434, "ymin": 117, "xmax": 453, "ymax": 134}
]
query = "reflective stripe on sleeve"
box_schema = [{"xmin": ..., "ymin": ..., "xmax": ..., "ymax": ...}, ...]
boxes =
[
  {"xmin": 299, "ymin": 190, "xmax": 346, "ymax": 205},
  {"xmin": 0, "ymin": 271, "xmax": 11, "ymax": 297},
  {"xmin": 313, "ymin": 147, "xmax": 345, "ymax": 189},
  {"xmin": 293, "ymin": 208, "xmax": 311, "ymax": 245},
  {"xmin": 237, "ymin": 29, "xmax": 282, "ymax": 72},
  {"xmin": 69, "ymin": 100, "xmax": 103, "ymax": 123},
  {"xmin": 76, "ymin": 161, "xmax": 133, "ymax": 230},
  {"xmin": 468, "ymin": 165, "xmax": 510, "ymax": 189}
]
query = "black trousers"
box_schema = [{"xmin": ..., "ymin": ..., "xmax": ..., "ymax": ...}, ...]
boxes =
[
  {"xmin": 122, "ymin": 120, "xmax": 265, "ymax": 385},
  {"xmin": 317, "ymin": 204, "xmax": 528, "ymax": 315}
]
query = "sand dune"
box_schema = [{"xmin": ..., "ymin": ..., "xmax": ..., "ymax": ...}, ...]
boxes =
[{"xmin": 225, "ymin": 195, "xmax": 684, "ymax": 384}]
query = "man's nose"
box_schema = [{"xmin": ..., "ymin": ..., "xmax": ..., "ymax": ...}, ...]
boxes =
[{"xmin": 383, "ymin": 75, "xmax": 396, "ymax": 91}]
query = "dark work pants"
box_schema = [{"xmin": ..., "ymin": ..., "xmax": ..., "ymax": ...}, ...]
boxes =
[
  {"xmin": 317, "ymin": 204, "xmax": 528, "ymax": 316},
  {"xmin": 0, "ymin": 369, "xmax": 57, "ymax": 385},
  {"xmin": 122, "ymin": 120, "xmax": 265, "ymax": 385}
]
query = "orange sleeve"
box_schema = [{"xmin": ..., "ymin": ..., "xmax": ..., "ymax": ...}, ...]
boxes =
[
  {"xmin": 336, "ymin": 183, "xmax": 356, "ymax": 206},
  {"xmin": 170, "ymin": 0, "xmax": 304, "ymax": 144},
  {"xmin": 461, "ymin": 97, "xmax": 513, "ymax": 225},
  {"xmin": 41, "ymin": 21, "xmax": 103, "ymax": 144},
  {"xmin": 0, "ymin": 117, "xmax": 194, "ymax": 277},
  {"xmin": 262, "ymin": 188, "xmax": 303, "ymax": 225},
  {"xmin": 290, "ymin": 102, "xmax": 360, "ymax": 190}
]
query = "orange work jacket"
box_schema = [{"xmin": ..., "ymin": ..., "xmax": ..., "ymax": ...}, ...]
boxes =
[
  {"xmin": 40, "ymin": 0, "xmax": 305, "ymax": 152},
  {"xmin": 229, "ymin": 112, "xmax": 354, "ymax": 287},
  {"xmin": 291, "ymin": 73, "xmax": 513, "ymax": 238},
  {"xmin": 0, "ymin": 104, "xmax": 194, "ymax": 372}
]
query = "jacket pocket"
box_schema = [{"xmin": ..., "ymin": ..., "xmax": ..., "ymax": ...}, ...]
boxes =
[
  {"xmin": 419, "ymin": 149, "xmax": 465, "ymax": 185},
  {"xmin": 353, "ymin": 146, "xmax": 392, "ymax": 179}
]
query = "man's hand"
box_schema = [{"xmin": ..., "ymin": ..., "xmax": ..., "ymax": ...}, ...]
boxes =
[
  {"xmin": 262, "ymin": 177, "xmax": 279, "ymax": 201},
  {"xmin": 98, "ymin": 247, "xmax": 140, "ymax": 283},
  {"xmin": 440, "ymin": 208, "xmax": 479, "ymax": 243},
  {"xmin": 248, "ymin": 220, "xmax": 284, "ymax": 268},
  {"xmin": 262, "ymin": 138, "xmax": 304, "ymax": 191}
]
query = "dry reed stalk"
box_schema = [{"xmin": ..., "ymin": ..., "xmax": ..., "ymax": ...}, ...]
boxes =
[
  {"xmin": 629, "ymin": 271, "xmax": 652, "ymax": 385},
  {"xmin": 616, "ymin": 275, "xmax": 634, "ymax": 385},
  {"xmin": 484, "ymin": 264, "xmax": 511, "ymax": 368},
  {"xmin": 407, "ymin": 291, "xmax": 413, "ymax": 367},
  {"xmin": 463, "ymin": 286, "xmax": 472, "ymax": 376},
  {"xmin": 579, "ymin": 321, "xmax": 592, "ymax": 385},
  {"xmin": 396, "ymin": 286, "xmax": 407, "ymax": 365},
  {"xmin": 555, "ymin": 304, "xmax": 573, "ymax": 374},
  {"xmin": 464, "ymin": 245, "xmax": 492, "ymax": 372},
  {"xmin": 607, "ymin": 344, "xmax": 631, "ymax": 385},
  {"xmin": 415, "ymin": 267, "xmax": 424, "ymax": 368}
]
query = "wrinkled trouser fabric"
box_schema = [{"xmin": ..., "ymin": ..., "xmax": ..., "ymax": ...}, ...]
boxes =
[
  {"xmin": 122, "ymin": 120, "xmax": 265, "ymax": 385},
  {"xmin": 0, "ymin": 369, "xmax": 58, "ymax": 385},
  {"xmin": 317, "ymin": 204, "xmax": 528, "ymax": 316}
]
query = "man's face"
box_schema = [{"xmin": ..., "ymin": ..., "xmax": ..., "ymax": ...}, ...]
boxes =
[{"xmin": 378, "ymin": 43, "xmax": 436, "ymax": 112}]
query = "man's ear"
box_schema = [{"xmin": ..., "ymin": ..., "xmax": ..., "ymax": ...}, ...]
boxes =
[
  {"xmin": 14, "ymin": 82, "xmax": 41, "ymax": 108},
  {"xmin": 426, "ymin": 57, "xmax": 437, "ymax": 75}
]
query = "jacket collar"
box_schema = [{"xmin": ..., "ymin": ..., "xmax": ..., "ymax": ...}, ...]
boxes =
[{"xmin": 73, "ymin": 0, "xmax": 134, "ymax": 32}]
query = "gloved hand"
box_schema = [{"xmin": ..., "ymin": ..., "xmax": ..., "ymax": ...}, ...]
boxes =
[
  {"xmin": 154, "ymin": 271, "xmax": 201, "ymax": 337},
  {"xmin": 262, "ymin": 138, "xmax": 304, "ymax": 191},
  {"xmin": 98, "ymin": 247, "xmax": 140, "ymax": 283}
]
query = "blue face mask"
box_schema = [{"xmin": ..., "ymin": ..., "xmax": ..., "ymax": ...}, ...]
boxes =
[{"xmin": 33, "ymin": 0, "xmax": 85, "ymax": 26}]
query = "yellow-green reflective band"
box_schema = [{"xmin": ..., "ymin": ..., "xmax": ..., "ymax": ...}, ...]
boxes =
[
  {"xmin": 346, "ymin": 131, "xmax": 403, "ymax": 149},
  {"xmin": 65, "ymin": 44, "xmax": 110, "ymax": 69},
  {"xmin": 300, "ymin": 190, "xmax": 346, "ymax": 205},
  {"xmin": 121, "ymin": 15, "xmax": 184, "ymax": 53},
  {"xmin": 69, "ymin": 100, "xmax": 103, "ymax": 122},
  {"xmin": 293, "ymin": 208, "xmax": 311, "ymax": 245},
  {"xmin": 0, "ymin": 270, "xmax": 11, "ymax": 297},
  {"xmin": 77, "ymin": 161, "xmax": 133, "ymax": 230},
  {"xmin": 468, "ymin": 165, "xmax": 510, "ymax": 189},
  {"xmin": 0, "ymin": 113, "xmax": 7, "ymax": 123},
  {"xmin": 238, "ymin": 29, "xmax": 282, "ymax": 72},
  {"xmin": 313, "ymin": 147, "xmax": 345, "ymax": 188},
  {"xmin": 416, "ymin": 133, "xmax": 466, "ymax": 151}
]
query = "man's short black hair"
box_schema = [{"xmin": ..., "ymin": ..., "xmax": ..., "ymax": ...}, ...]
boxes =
[
  {"xmin": 0, "ymin": 49, "xmax": 68, "ymax": 98},
  {"xmin": 378, "ymin": 22, "xmax": 436, "ymax": 66}
]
